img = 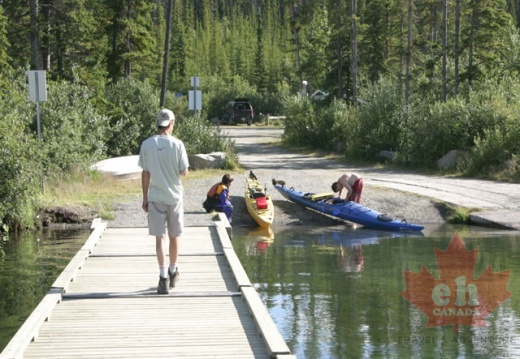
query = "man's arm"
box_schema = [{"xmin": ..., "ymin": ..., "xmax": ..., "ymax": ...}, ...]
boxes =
[
  {"xmin": 141, "ymin": 170, "xmax": 150, "ymax": 212},
  {"xmin": 338, "ymin": 175, "xmax": 352, "ymax": 200}
]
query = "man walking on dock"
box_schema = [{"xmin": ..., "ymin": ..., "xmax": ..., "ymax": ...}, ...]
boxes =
[{"xmin": 138, "ymin": 109, "xmax": 189, "ymax": 294}]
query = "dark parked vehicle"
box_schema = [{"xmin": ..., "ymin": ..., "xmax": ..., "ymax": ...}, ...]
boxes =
[{"xmin": 220, "ymin": 98, "xmax": 254, "ymax": 125}]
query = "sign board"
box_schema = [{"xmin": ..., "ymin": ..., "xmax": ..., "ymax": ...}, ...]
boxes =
[
  {"xmin": 189, "ymin": 90, "xmax": 202, "ymax": 111},
  {"xmin": 28, "ymin": 70, "xmax": 47, "ymax": 102},
  {"xmin": 190, "ymin": 76, "xmax": 200, "ymax": 87}
]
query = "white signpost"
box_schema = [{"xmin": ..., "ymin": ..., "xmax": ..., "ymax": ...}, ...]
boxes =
[
  {"xmin": 28, "ymin": 70, "xmax": 48, "ymax": 192},
  {"xmin": 28, "ymin": 70, "xmax": 47, "ymax": 140},
  {"xmin": 188, "ymin": 76, "xmax": 202, "ymax": 112}
]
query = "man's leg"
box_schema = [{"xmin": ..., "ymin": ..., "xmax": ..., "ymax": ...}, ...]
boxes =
[
  {"xmin": 155, "ymin": 235, "xmax": 169, "ymax": 294},
  {"xmin": 156, "ymin": 235, "xmax": 168, "ymax": 270},
  {"xmin": 166, "ymin": 201, "xmax": 183, "ymax": 288},
  {"xmin": 169, "ymin": 236, "xmax": 179, "ymax": 266},
  {"xmin": 168, "ymin": 236, "xmax": 180, "ymax": 287},
  {"xmin": 351, "ymin": 179, "xmax": 363, "ymax": 203}
]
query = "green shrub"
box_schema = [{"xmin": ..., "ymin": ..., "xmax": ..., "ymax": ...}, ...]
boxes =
[
  {"xmin": 104, "ymin": 77, "xmax": 159, "ymax": 156},
  {"xmin": 352, "ymin": 80, "xmax": 405, "ymax": 160},
  {"xmin": 175, "ymin": 113, "xmax": 234, "ymax": 155},
  {"xmin": 39, "ymin": 79, "xmax": 108, "ymax": 173},
  {"xmin": 0, "ymin": 72, "xmax": 42, "ymax": 230},
  {"xmin": 281, "ymin": 95, "xmax": 316, "ymax": 146},
  {"xmin": 404, "ymin": 98, "xmax": 473, "ymax": 167}
]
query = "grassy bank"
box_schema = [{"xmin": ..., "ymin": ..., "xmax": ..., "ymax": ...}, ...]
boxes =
[{"xmin": 41, "ymin": 168, "xmax": 240, "ymax": 221}]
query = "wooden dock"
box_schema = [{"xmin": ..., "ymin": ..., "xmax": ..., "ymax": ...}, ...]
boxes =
[{"xmin": 1, "ymin": 215, "xmax": 295, "ymax": 359}]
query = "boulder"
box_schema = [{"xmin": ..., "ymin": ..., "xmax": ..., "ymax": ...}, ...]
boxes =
[
  {"xmin": 188, "ymin": 152, "xmax": 227, "ymax": 170},
  {"xmin": 437, "ymin": 150, "xmax": 468, "ymax": 171},
  {"xmin": 379, "ymin": 150, "xmax": 397, "ymax": 162}
]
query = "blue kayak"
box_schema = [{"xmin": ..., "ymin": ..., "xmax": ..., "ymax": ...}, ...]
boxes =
[{"xmin": 273, "ymin": 181, "xmax": 424, "ymax": 232}]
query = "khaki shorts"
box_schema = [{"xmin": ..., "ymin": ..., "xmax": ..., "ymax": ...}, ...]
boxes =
[{"xmin": 147, "ymin": 201, "xmax": 184, "ymax": 237}]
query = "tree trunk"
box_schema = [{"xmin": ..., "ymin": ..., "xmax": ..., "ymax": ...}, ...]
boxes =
[
  {"xmin": 42, "ymin": 2, "xmax": 50, "ymax": 71},
  {"xmin": 454, "ymin": 0, "xmax": 460, "ymax": 94},
  {"xmin": 290, "ymin": 4, "xmax": 302, "ymax": 86},
  {"xmin": 442, "ymin": 0, "xmax": 448, "ymax": 102},
  {"xmin": 160, "ymin": 0, "xmax": 174, "ymax": 107},
  {"xmin": 124, "ymin": 0, "xmax": 132, "ymax": 78},
  {"xmin": 405, "ymin": 0, "xmax": 412, "ymax": 113},
  {"xmin": 30, "ymin": 0, "xmax": 40, "ymax": 70},
  {"xmin": 468, "ymin": 0, "xmax": 476, "ymax": 90},
  {"xmin": 337, "ymin": 0, "xmax": 344, "ymax": 99},
  {"xmin": 351, "ymin": 0, "xmax": 358, "ymax": 107},
  {"xmin": 56, "ymin": 25, "xmax": 63, "ymax": 74}
]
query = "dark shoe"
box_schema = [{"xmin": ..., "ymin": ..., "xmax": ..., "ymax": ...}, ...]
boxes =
[
  {"xmin": 169, "ymin": 268, "xmax": 180, "ymax": 288},
  {"xmin": 157, "ymin": 276, "xmax": 169, "ymax": 294}
]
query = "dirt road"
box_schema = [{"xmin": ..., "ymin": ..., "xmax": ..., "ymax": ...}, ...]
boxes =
[{"xmin": 222, "ymin": 126, "xmax": 520, "ymax": 230}]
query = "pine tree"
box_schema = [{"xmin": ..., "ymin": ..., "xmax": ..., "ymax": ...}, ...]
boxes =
[
  {"xmin": 42, "ymin": 0, "xmax": 108, "ymax": 86},
  {"xmin": 0, "ymin": 5, "xmax": 12, "ymax": 76},
  {"xmin": 105, "ymin": 0, "xmax": 160, "ymax": 82}
]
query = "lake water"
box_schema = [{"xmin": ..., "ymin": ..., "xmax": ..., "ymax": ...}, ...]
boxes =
[
  {"xmin": 0, "ymin": 228, "xmax": 90, "ymax": 351},
  {"xmin": 232, "ymin": 224, "xmax": 520, "ymax": 359},
  {"xmin": 2, "ymin": 224, "xmax": 520, "ymax": 358}
]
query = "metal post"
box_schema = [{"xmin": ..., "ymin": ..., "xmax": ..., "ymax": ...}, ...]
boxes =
[
  {"xmin": 34, "ymin": 72, "xmax": 44, "ymax": 192},
  {"xmin": 193, "ymin": 81, "xmax": 197, "ymax": 115},
  {"xmin": 35, "ymin": 72, "xmax": 41, "ymax": 140}
]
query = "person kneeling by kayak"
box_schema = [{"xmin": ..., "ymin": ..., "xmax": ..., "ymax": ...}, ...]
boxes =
[
  {"xmin": 203, "ymin": 174, "xmax": 234, "ymax": 220},
  {"xmin": 331, "ymin": 173, "xmax": 363, "ymax": 203}
]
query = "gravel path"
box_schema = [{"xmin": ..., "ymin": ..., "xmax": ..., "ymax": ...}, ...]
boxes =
[{"xmin": 107, "ymin": 127, "xmax": 447, "ymax": 230}]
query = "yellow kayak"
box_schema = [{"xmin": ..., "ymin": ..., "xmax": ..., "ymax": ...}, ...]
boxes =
[{"xmin": 245, "ymin": 172, "xmax": 274, "ymax": 228}]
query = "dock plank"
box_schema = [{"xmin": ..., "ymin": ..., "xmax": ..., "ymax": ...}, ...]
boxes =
[{"xmin": 1, "ymin": 222, "xmax": 293, "ymax": 359}]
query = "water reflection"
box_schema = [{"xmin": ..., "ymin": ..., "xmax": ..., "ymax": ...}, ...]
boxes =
[
  {"xmin": 245, "ymin": 227, "xmax": 274, "ymax": 255},
  {"xmin": 337, "ymin": 244, "xmax": 364, "ymax": 273},
  {"xmin": 233, "ymin": 224, "xmax": 520, "ymax": 359},
  {"xmin": 0, "ymin": 228, "xmax": 90, "ymax": 351}
]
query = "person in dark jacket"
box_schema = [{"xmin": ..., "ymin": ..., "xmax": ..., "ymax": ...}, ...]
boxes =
[{"xmin": 203, "ymin": 174, "xmax": 234, "ymax": 220}]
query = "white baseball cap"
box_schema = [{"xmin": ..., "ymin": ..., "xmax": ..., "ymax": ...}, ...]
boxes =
[{"xmin": 157, "ymin": 109, "xmax": 175, "ymax": 127}]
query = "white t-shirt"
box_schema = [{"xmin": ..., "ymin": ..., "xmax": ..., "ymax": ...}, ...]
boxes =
[{"xmin": 138, "ymin": 134, "xmax": 189, "ymax": 205}]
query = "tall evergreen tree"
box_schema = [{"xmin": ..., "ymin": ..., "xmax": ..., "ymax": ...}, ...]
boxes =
[
  {"xmin": 462, "ymin": 0, "xmax": 511, "ymax": 86},
  {"xmin": 2, "ymin": 1, "xmax": 32, "ymax": 68},
  {"xmin": 30, "ymin": 0, "xmax": 41, "ymax": 69},
  {"xmin": 105, "ymin": 0, "xmax": 160, "ymax": 82},
  {"xmin": 43, "ymin": 0, "xmax": 108, "ymax": 86},
  {"xmin": 0, "ymin": 5, "xmax": 12, "ymax": 76},
  {"xmin": 299, "ymin": 5, "xmax": 331, "ymax": 90},
  {"xmin": 168, "ymin": 0, "xmax": 187, "ymax": 90},
  {"xmin": 361, "ymin": 0, "xmax": 390, "ymax": 83}
]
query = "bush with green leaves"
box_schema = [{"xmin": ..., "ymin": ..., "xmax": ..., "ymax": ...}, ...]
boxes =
[
  {"xmin": 104, "ymin": 78, "xmax": 159, "ymax": 156},
  {"xmin": 279, "ymin": 74, "xmax": 520, "ymax": 182},
  {"xmin": 350, "ymin": 81, "xmax": 405, "ymax": 160},
  {"xmin": 281, "ymin": 95, "xmax": 316, "ymax": 146},
  {"xmin": 465, "ymin": 78, "xmax": 520, "ymax": 179},
  {"xmin": 175, "ymin": 114, "xmax": 233, "ymax": 155},
  {"xmin": 403, "ymin": 98, "xmax": 473, "ymax": 167},
  {"xmin": 321, "ymin": 100, "xmax": 357, "ymax": 154},
  {"xmin": 0, "ymin": 71, "xmax": 42, "ymax": 231},
  {"xmin": 38, "ymin": 79, "xmax": 108, "ymax": 173},
  {"xmin": 403, "ymin": 77, "xmax": 520, "ymax": 169}
]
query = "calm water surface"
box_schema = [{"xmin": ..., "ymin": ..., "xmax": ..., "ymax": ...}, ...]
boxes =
[
  {"xmin": 232, "ymin": 224, "xmax": 520, "ymax": 359},
  {"xmin": 0, "ymin": 228, "xmax": 90, "ymax": 351},
  {"xmin": 1, "ymin": 224, "xmax": 520, "ymax": 359}
]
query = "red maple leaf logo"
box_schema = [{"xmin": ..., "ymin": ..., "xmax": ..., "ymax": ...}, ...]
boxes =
[{"xmin": 401, "ymin": 233, "xmax": 511, "ymax": 332}]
